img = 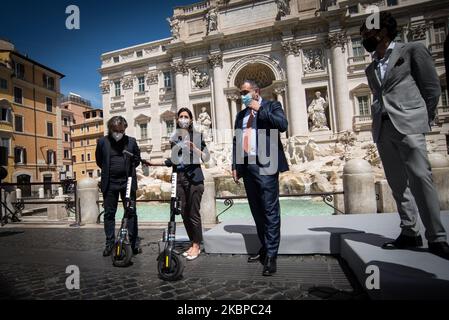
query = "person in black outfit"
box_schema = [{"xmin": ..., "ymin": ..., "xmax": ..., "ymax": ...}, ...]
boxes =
[
  {"xmin": 170, "ymin": 107, "xmax": 210, "ymax": 260},
  {"xmin": 95, "ymin": 116, "xmax": 142, "ymax": 257}
]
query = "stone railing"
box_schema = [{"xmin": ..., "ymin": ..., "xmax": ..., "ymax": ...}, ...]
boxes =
[
  {"xmin": 348, "ymin": 54, "xmax": 371, "ymax": 72},
  {"xmin": 353, "ymin": 115, "xmax": 372, "ymax": 131},
  {"xmin": 437, "ymin": 105, "xmax": 449, "ymax": 123}
]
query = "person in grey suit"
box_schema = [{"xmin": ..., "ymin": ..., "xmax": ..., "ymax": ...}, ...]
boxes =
[{"xmin": 361, "ymin": 12, "xmax": 449, "ymax": 259}]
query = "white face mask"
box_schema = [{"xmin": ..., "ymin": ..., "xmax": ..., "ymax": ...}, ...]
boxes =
[
  {"xmin": 178, "ymin": 118, "xmax": 190, "ymax": 129},
  {"xmin": 112, "ymin": 132, "xmax": 124, "ymax": 142}
]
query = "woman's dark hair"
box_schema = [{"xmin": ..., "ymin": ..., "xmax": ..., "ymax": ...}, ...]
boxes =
[
  {"xmin": 360, "ymin": 11, "xmax": 398, "ymax": 40},
  {"xmin": 176, "ymin": 107, "xmax": 194, "ymax": 131}
]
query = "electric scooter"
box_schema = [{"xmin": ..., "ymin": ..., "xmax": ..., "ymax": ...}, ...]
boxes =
[
  {"xmin": 111, "ymin": 150, "xmax": 149, "ymax": 267},
  {"xmin": 157, "ymin": 158, "xmax": 185, "ymax": 281}
]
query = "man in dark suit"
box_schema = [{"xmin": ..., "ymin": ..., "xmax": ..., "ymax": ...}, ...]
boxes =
[
  {"xmin": 361, "ymin": 12, "xmax": 449, "ymax": 259},
  {"xmin": 95, "ymin": 116, "xmax": 142, "ymax": 257},
  {"xmin": 232, "ymin": 79, "xmax": 289, "ymax": 276}
]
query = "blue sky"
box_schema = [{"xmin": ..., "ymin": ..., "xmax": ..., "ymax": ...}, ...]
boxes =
[{"xmin": 1, "ymin": 0, "xmax": 194, "ymax": 107}]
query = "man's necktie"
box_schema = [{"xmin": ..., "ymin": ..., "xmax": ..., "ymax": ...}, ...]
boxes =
[{"xmin": 243, "ymin": 110, "xmax": 254, "ymax": 154}]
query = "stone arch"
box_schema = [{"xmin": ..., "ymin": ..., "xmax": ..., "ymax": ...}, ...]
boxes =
[{"xmin": 227, "ymin": 55, "xmax": 285, "ymax": 89}]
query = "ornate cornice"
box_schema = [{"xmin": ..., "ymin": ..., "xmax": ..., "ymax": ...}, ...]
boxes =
[
  {"xmin": 281, "ymin": 40, "xmax": 301, "ymax": 56},
  {"xmin": 407, "ymin": 23, "xmax": 431, "ymax": 41},
  {"xmin": 208, "ymin": 53, "xmax": 223, "ymax": 68}
]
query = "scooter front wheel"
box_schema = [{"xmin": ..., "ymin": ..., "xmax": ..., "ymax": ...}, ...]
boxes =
[
  {"xmin": 112, "ymin": 241, "xmax": 132, "ymax": 267},
  {"xmin": 157, "ymin": 251, "xmax": 184, "ymax": 281}
]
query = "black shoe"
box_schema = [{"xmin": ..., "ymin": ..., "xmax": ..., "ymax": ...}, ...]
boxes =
[
  {"xmin": 103, "ymin": 245, "xmax": 113, "ymax": 257},
  {"xmin": 247, "ymin": 249, "xmax": 266, "ymax": 263},
  {"xmin": 428, "ymin": 242, "xmax": 449, "ymax": 260},
  {"xmin": 262, "ymin": 256, "xmax": 277, "ymax": 276},
  {"xmin": 382, "ymin": 234, "xmax": 423, "ymax": 250},
  {"xmin": 132, "ymin": 247, "xmax": 142, "ymax": 255}
]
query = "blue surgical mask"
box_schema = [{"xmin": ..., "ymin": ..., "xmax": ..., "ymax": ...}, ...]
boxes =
[{"xmin": 241, "ymin": 93, "xmax": 252, "ymax": 107}]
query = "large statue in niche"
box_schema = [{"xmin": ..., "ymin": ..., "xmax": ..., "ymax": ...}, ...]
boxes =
[
  {"xmin": 197, "ymin": 106, "xmax": 212, "ymax": 141},
  {"xmin": 205, "ymin": 7, "xmax": 218, "ymax": 34},
  {"xmin": 307, "ymin": 91, "xmax": 329, "ymax": 131}
]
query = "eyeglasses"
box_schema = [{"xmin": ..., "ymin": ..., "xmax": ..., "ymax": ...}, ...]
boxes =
[{"xmin": 240, "ymin": 90, "xmax": 250, "ymax": 96}]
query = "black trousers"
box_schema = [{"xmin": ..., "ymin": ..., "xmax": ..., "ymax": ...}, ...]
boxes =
[
  {"xmin": 242, "ymin": 164, "xmax": 281, "ymax": 257},
  {"xmin": 177, "ymin": 172, "xmax": 204, "ymax": 244},
  {"xmin": 103, "ymin": 181, "xmax": 138, "ymax": 249}
]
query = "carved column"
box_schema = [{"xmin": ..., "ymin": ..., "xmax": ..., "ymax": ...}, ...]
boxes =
[
  {"xmin": 282, "ymin": 40, "xmax": 308, "ymax": 136},
  {"xmin": 274, "ymin": 85, "xmax": 287, "ymax": 139},
  {"xmin": 227, "ymin": 93, "xmax": 239, "ymax": 129},
  {"xmin": 171, "ymin": 60, "xmax": 189, "ymax": 109},
  {"xmin": 328, "ymin": 31, "xmax": 352, "ymax": 132},
  {"xmin": 209, "ymin": 52, "xmax": 231, "ymax": 143}
]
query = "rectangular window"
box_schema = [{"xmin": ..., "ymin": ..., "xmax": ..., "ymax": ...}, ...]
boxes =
[
  {"xmin": 352, "ymin": 38, "xmax": 365, "ymax": 58},
  {"xmin": 81, "ymin": 154, "xmax": 85, "ymax": 162},
  {"xmin": 113, "ymin": 56, "xmax": 119, "ymax": 63},
  {"xmin": 46, "ymin": 97, "xmax": 53, "ymax": 112},
  {"xmin": 66, "ymin": 165, "xmax": 70, "ymax": 172},
  {"xmin": 14, "ymin": 147, "xmax": 26, "ymax": 164},
  {"xmin": 15, "ymin": 63, "xmax": 25, "ymax": 79},
  {"xmin": 15, "ymin": 115, "xmax": 23, "ymax": 132},
  {"xmin": 357, "ymin": 96, "xmax": 371, "ymax": 116},
  {"xmin": 72, "ymin": 155, "xmax": 76, "ymax": 163},
  {"xmin": 1, "ymin": 108, "xmax": 10, "ymax": 122},
  {"xmin": 64, "ymin": 133, "xmax": 69, "ymax": 142},
  {"xmin": 47, "ymin": 122, "xmax": 53, "ymax": 137},
  {"xmin": 14, "ymin": 87, "xmax": 23, "ymax": 104},
  {"xmin": 92, "ymin": 111, "xmax": 97, "ymax": 118},
  {"xmin": 0, "ymin": 78, "xmax": 7, "ymax": 90},
  {"xmin": 140, "ymin": 123, "xmax": 148, "ymax": 139},
  {"xmin": 441, "ymin": 86, "xmax": 448, "ymax": 109},
  {"xmin": 434, "ymin": 23, "xmax": 447, "ymax": 45},
  {"xmin": 63, "ymin": 117, "xmax": 68, "ymax": 126},
  {"xmin": 47, "ymin": 150, "xmax": 56, "ymax": 165},
  {"xmin": 166, "ymin": 120, "xmax": 174, "ymax": 136},
  {"xmin": 138, "ymin": 76, "xmax": 145, "ymax": 92},
  {"xmin": 387, "ymin": 0, "xmax": 398, "ymax": 6},
  {"xmin": 43, "ymin": 74, "xmax": 55, "ymax": 90},
  {"xmin": 64, "ymin": 149, "xmax": 70, "ymax": 159},
  {"xmin": 163, "ymin": 72, "xmax": 172, "ymax": 88},
  {"xmin": 1, "ymin": 138, "xmax": 10, "ymax": 157},
  {"xmin": 114, "ymin": 81, "xmax": 121, "ymax": 97},
  {"xmin": 136, "ymin": 51, "xmax": 143, "ymax": 58},
  {"xmin": 87, "ymin": 153, "xmax": 91, "ymax": 161},
  {"xmin": 88, "ymin": 171, "xmax": 93, "ymax": 178}
]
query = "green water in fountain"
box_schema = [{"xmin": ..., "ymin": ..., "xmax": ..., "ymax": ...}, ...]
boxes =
[{"xmin": 115, "ymin": 198, "xmax": 334, "ymax": 222}]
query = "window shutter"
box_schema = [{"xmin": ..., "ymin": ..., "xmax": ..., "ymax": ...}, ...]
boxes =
[
  {"xmin": 23, "ymin": 148, "xmax": 27, "ymax": 164},
  {"xmin": 47, "ymin": 150, "xmax": 51, "ymax": 165},
  {"xmin": 14, "ymin": 147, "xmax": 20, "ymax": 163},
  {"xmin": 53, "ymin": 151, "xmax": 57, "ymax": 165}
]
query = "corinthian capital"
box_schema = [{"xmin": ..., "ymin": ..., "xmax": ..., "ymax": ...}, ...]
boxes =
[
  {"xmin": 208, "ymin": 53, "xmax": 223, "ymax": 68},
  {"xmin": 281, "ymin": 40, "xmax": 301, "ymax": 56},
  {"xmin": 171, "ymin": 61, "xmax": 189, "ymax": 74},
  {"xmin": 327, "ymin": 31, "xmax": 348, "ymax": 53}
]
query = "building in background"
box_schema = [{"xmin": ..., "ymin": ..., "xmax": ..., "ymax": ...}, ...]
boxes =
[
  {"xmin": 100, "ymin": 0, "xmax": 449, "ymax": 166},
  {"xmin": 59, "ymin": 93, "xmax": 93, "ymax": 179},
  {"xmin": 71, "ymin": 107, "xmax": 104, "ymax": 180},
  {"xmin": 0, "ymin": 39, "xmax": 64, "ymax": 196}
]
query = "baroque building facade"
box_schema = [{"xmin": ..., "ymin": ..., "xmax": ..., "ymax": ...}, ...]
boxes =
[{"xmin": 99, "ymin": 0, "xmax": 449, "ymax": 165}]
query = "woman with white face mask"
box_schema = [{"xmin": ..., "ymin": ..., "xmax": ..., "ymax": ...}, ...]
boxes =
[
  {"xmin": 95, "ymin": 116, "xmax": 142, "ymax": 257},
  {"xmin": 169, "ymin": 107, "xmax": 210, "ymax": 260}
]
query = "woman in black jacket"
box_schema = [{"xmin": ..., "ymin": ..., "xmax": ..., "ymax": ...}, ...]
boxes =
[{"xmin": 170, "ymin": 107, "xmax": 210, "ymax": 260}]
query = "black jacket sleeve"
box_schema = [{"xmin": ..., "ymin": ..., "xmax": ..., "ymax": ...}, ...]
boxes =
[
  {"xmin": 257, "ymin": 101, "xmax": 288, "ymax": 132},
  {"xmin": 95, "ymin": 138, "xmax": 103, "ymax": 169}
]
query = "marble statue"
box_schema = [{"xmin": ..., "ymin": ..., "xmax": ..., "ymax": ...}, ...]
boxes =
[
  {"xmin": 197, "ymin": 106, "xmax": 212, "ymax": 141},
  {"xmin": 275, "ymin": 0, "xmax": 290, "ymax": 21},
  {"xmin": 167, "ymin": 17, "xmax": 180, "ymax": 40},
  {"xmin": 308, "ymin": 91, "xmax": 329, "ymax": 131},
  {"xmin": 192, "ymin": 68, "xmax": 209, "ymax": 89},
  {"xmin": 205, "ymin": 7, "xmax": 218, "ymax": 34}
]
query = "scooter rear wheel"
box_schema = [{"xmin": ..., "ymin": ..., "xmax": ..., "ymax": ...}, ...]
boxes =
[
  {"xmin": 157, "ymin": 251, "xmax": 184, "ymax": 281},
  {"xmin": 112, "ymin": 241, "xmax": 132, "ymax": 267}
]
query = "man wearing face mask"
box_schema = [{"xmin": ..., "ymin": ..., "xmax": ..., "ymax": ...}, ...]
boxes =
[
  {"xmin": 95, "ymin": 116, "xmax": 142, "ymax": 257},
  {"xmin": 361, "ymin": 12, "xmax": 449, "ymax": 259},
  {"xmin": 232, "ymin": 80, "xmax": 289, "ymax": 276}
]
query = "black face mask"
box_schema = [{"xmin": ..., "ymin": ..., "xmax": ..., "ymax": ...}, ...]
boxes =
[{"xmin": 362, "ymin": 36, "xmax": 380, "ymax": 53}]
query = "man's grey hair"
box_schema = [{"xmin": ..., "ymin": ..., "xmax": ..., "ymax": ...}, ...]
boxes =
[
  {"xmin": 107, "ymin": 116, "xmax": 128, "ymax": 132},
  {"xmin": 242, "ymin": 79, "xmax": 260, "ymax": 91}
]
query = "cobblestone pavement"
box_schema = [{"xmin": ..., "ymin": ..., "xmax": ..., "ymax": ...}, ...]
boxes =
[{"xmin": 0, "ymin": 227, "xmax": 368, "ymax": 300}]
